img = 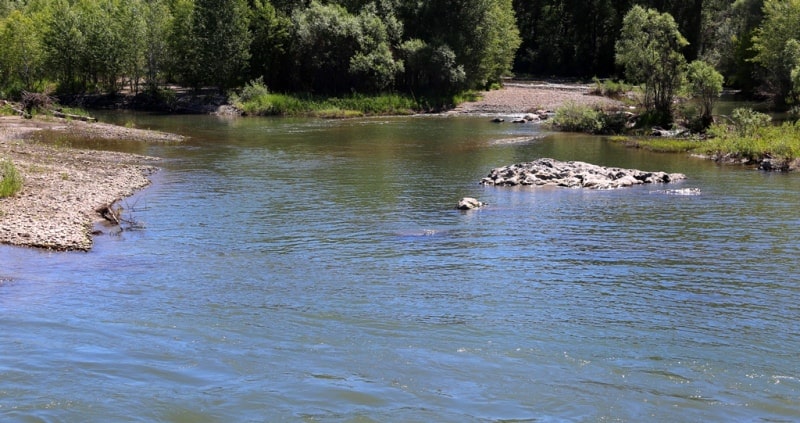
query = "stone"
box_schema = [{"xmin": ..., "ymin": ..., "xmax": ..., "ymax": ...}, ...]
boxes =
[{"xmin": 457, "ymin": 197, "xmax": 486, "ymax": 210}]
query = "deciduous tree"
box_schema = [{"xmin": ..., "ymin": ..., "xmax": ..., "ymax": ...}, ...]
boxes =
[{"xmin": 616, "ymin": 5, "xmax": 688, "ymax": 124}]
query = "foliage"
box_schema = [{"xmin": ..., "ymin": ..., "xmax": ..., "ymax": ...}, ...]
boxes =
[
  {"xmin": 550, "ymin": 101, "xmax": 603, "ymax": 133},
  {"xmin": 0, "ymin": 10, "xmax": 45, "ymax": 94},
  {"xmin": 2, "ymin": 0, "xmax": 797, "ymax": 113},
  {"xmin": 615, "ymin": 5, "xmax": 688, "ymax": 126},
  {"xmin": 590, "ymin": 77, "xmax": 631, "ymax": 99},
  {"xmin": 0, "ymin": 159, "xmax": 23, "ymax": 198},
  {"xmin": 751, "ymin": 0, "xmax": 800, "ymax": 107},
  {"xmin": 231, "ymin": 79, "xmax": 417, "ymax": 116},
  {"xmin": 686, "ymin": 60, "xmax": 724, "ymax": 127},
  {"xmin": 248, "ymin": 0, "xmax": 291, "ymax": 90},
  {"xmin": 705, "ymin": 118, "xmax": 800, "ymax": 161},
  {"xmin": 290, "ymin": 1, "xmax": 361, "ymax": 93},
  {"xmin": 404, "ymin": 0, "xmax": 520, "ymax": 91},
  {"xmin": 192, "ymin": 0, "xmax": 252, "ymax": 91},
  {"xmin": 729, "ymin": 107, "xmax": 772, "ymax": 137}
]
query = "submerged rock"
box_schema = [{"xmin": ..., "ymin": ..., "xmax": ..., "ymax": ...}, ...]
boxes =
[
  {"xmin": 480, "ymin": 158, "xmax": 685, "ymax": 190},
  {"xmin": 457, "ymin": 197, "xmax": 486, "ymax": 210}
]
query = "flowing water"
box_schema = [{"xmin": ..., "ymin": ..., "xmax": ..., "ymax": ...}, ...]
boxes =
[{"xmin": 2, "ymin": 114, "xmax": 799, "ymax": 422}]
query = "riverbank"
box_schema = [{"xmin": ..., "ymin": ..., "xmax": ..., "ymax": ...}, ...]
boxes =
[
  {"xmin": 448, "ymin": 81, "xmax": 624, "ymax": 115},
  {"xmin": 0, "ymin": 115, "xmax": 182, "ymax": 250}
]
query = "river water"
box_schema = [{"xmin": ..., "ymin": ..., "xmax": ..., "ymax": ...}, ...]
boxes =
[{"xmin": 2, "ymin": 114, "xmax": 799, "ymax": 422}]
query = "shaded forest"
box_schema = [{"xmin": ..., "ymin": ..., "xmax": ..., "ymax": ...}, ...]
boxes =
[{"xmin": 1, "ymin": 0, "xmax": 799, "ymax": 107}]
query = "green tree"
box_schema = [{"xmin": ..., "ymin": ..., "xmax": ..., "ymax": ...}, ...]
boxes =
[
  {"xmin": 698, "ymin": 0, "xmax": 762, "ymax": 93},
  {"xmin": 192, "ymin": 0, "xmax": 252, "ymax": 91},
  {"xmin": 349, "ymin": 2, "xmax": 404, "ymax": 92},
  {"xmin": 616, "ymin": 5, "xmax": 688, "ymax": 125},
  {"xmin": 167, "ymin": 0, "xmax": 201, "ymax": 88},
  {"xmin": 43, "ymin": 0, "xmax": 84, "ymax": 92},
  {"xmin": 291, "ymin": 1, "xmax": 360, "ymax": 93},
  {"xmin": 751, "ymin": 0, "xmax": 800, "ymax": 107},
  {"xmin": 248, "ymin": 0, "xmax": 291, "ymax": 88},
  {"xmin": 0, "ymin": 9, "xmax": 45, "ymax": 93},
  {"xmin": 514, "ymin": 0, "xmax": 630, "ymax": 77},
  {"xmin": 142, "ymin": 0, "xmax": 172, "ymax": 91},
  {"xmin": 402, "ymin": 0, "xmax": 519, "ymax": 90},
  {"xmin": 687, "ymin": 60, "xmax": 723, "ymax": 127}
]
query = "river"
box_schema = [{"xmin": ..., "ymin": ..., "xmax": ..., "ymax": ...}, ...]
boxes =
[{"xmin": 2, "ymin": 114, "xmax": 799, "ymax": 422}]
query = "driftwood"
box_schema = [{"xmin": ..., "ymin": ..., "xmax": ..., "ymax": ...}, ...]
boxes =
[
  {"xmin": 96, "ymin": 201, "xmax": 122, "ymax": 225},
  {"xmin": 52, "ymin": 110, "xmax": 97, "ymax": 122}
]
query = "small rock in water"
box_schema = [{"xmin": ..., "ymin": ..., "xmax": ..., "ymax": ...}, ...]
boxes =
[{"xmin": 457, "ymin": 197, "xmax": 486, "ymax": 210}]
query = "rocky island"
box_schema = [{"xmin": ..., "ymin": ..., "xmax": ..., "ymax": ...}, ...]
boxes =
[{"xmin": 481, "ymin": 158, "xmax": 686, "ymax": 189}]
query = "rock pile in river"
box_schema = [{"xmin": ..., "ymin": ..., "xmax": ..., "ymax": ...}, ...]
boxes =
[{"xmin": 480, "ymin": 158, "xmax": 685, "ymax": 189}]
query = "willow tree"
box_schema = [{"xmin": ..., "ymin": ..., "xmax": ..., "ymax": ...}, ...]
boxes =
[{"xmin": 615, "ymin": 5, "xmax": 688, "ymax": 125}]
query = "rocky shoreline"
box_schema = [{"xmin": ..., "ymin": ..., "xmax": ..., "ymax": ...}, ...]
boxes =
[
  {"xmin": 0, "ymin": 115, "xmax": 181, "ymax": 251},
  {"xmin": 481, "ymin": 158, "xmax": 686, "ymax": 189}
]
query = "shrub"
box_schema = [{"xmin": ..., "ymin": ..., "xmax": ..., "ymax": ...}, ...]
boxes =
[
  {"xmin": 0, "ymin": 159, "xmax": 23, "ymax": 198},
  {"xmin": 236, "ymin": 77, "xmax": 270, "ymax": 104},
  {"xmin": 590, "ymin": 77, "xmax": 631, "ymax": 99},
  {"xmin": 730, "ymin": 107, "xmax": 772, "ymax": 137},
  {"xmin": 551, "ymin": 102, "xmax": 603, "ymax": 133}
]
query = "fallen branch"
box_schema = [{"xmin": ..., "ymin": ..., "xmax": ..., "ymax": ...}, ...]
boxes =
[{"xmin": 52, "ymin": 110, "xmax": 97, "ymax": 122}]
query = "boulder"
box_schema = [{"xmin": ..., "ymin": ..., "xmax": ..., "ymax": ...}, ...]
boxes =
[
  {"xmin": 457, "ymin": 197, "xmax": 486, "ymax": 210},
  {"xmin": 480, "ymin": 158, "xmax": 686, "ymax": 190}
]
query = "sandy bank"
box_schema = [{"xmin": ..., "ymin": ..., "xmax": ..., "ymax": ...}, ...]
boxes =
[{"xmin": 0, "ymin": 116, "xmax": 182, "ymax": 251}]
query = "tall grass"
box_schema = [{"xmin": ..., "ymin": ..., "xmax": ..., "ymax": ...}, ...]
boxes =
[
  {"xmin": 703, "ymin": 119, "xmax": 800, "ymax": 160},
  {"xmin": 233, "ymin": 92, "xmax": 420, "ymax": 117},
  {"xmin": 0, "ymin": 159, "xmax": 23, "ymax": 198},
  {"xmin": 231, "ymin": 79, "xmax": 419, "ymax": 117}
]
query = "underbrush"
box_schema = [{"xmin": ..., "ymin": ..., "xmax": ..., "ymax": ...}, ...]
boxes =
[{"xmin": 0, "ymin": 159, "xmax": 23, "ymax": 198}]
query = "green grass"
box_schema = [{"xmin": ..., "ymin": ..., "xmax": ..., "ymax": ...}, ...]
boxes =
[
  {"xmin": 611, "ymin": 118, "xmax": 800, "ymax": 162},
  {"xmin": 701, "ymin": 120, "xmax": 800, "ymax": 160},
  {"xmin": 232, "ymin": 91, "xmax": 419, "ymax": 117},
  {"xmin": 610, "ymin": 136, "xmax": 706, "ymax": 153},
  {"xmin": 0, "ymin": 159, "xmax": 23, "ymax": 198}
]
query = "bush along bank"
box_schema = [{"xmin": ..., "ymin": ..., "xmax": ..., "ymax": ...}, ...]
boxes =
[{"xmin": 607, "ymin": 108, "xmax": 800, "ymax": 171}]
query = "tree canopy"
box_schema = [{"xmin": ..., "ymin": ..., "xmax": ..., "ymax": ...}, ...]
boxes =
[{"xmin": 0, "ymin": 0, "xmax": 799, "ymax": 110}]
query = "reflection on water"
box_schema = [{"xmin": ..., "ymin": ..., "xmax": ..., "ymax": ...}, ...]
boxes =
[{"xmin": 2, "ymin": 113, "xmax": 800, "ymax": 422}]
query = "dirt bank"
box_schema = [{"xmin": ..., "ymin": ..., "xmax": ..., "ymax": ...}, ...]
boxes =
[{"xmin": 0, "ymin": 115, "xmax": 182, "ymax": 251}]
